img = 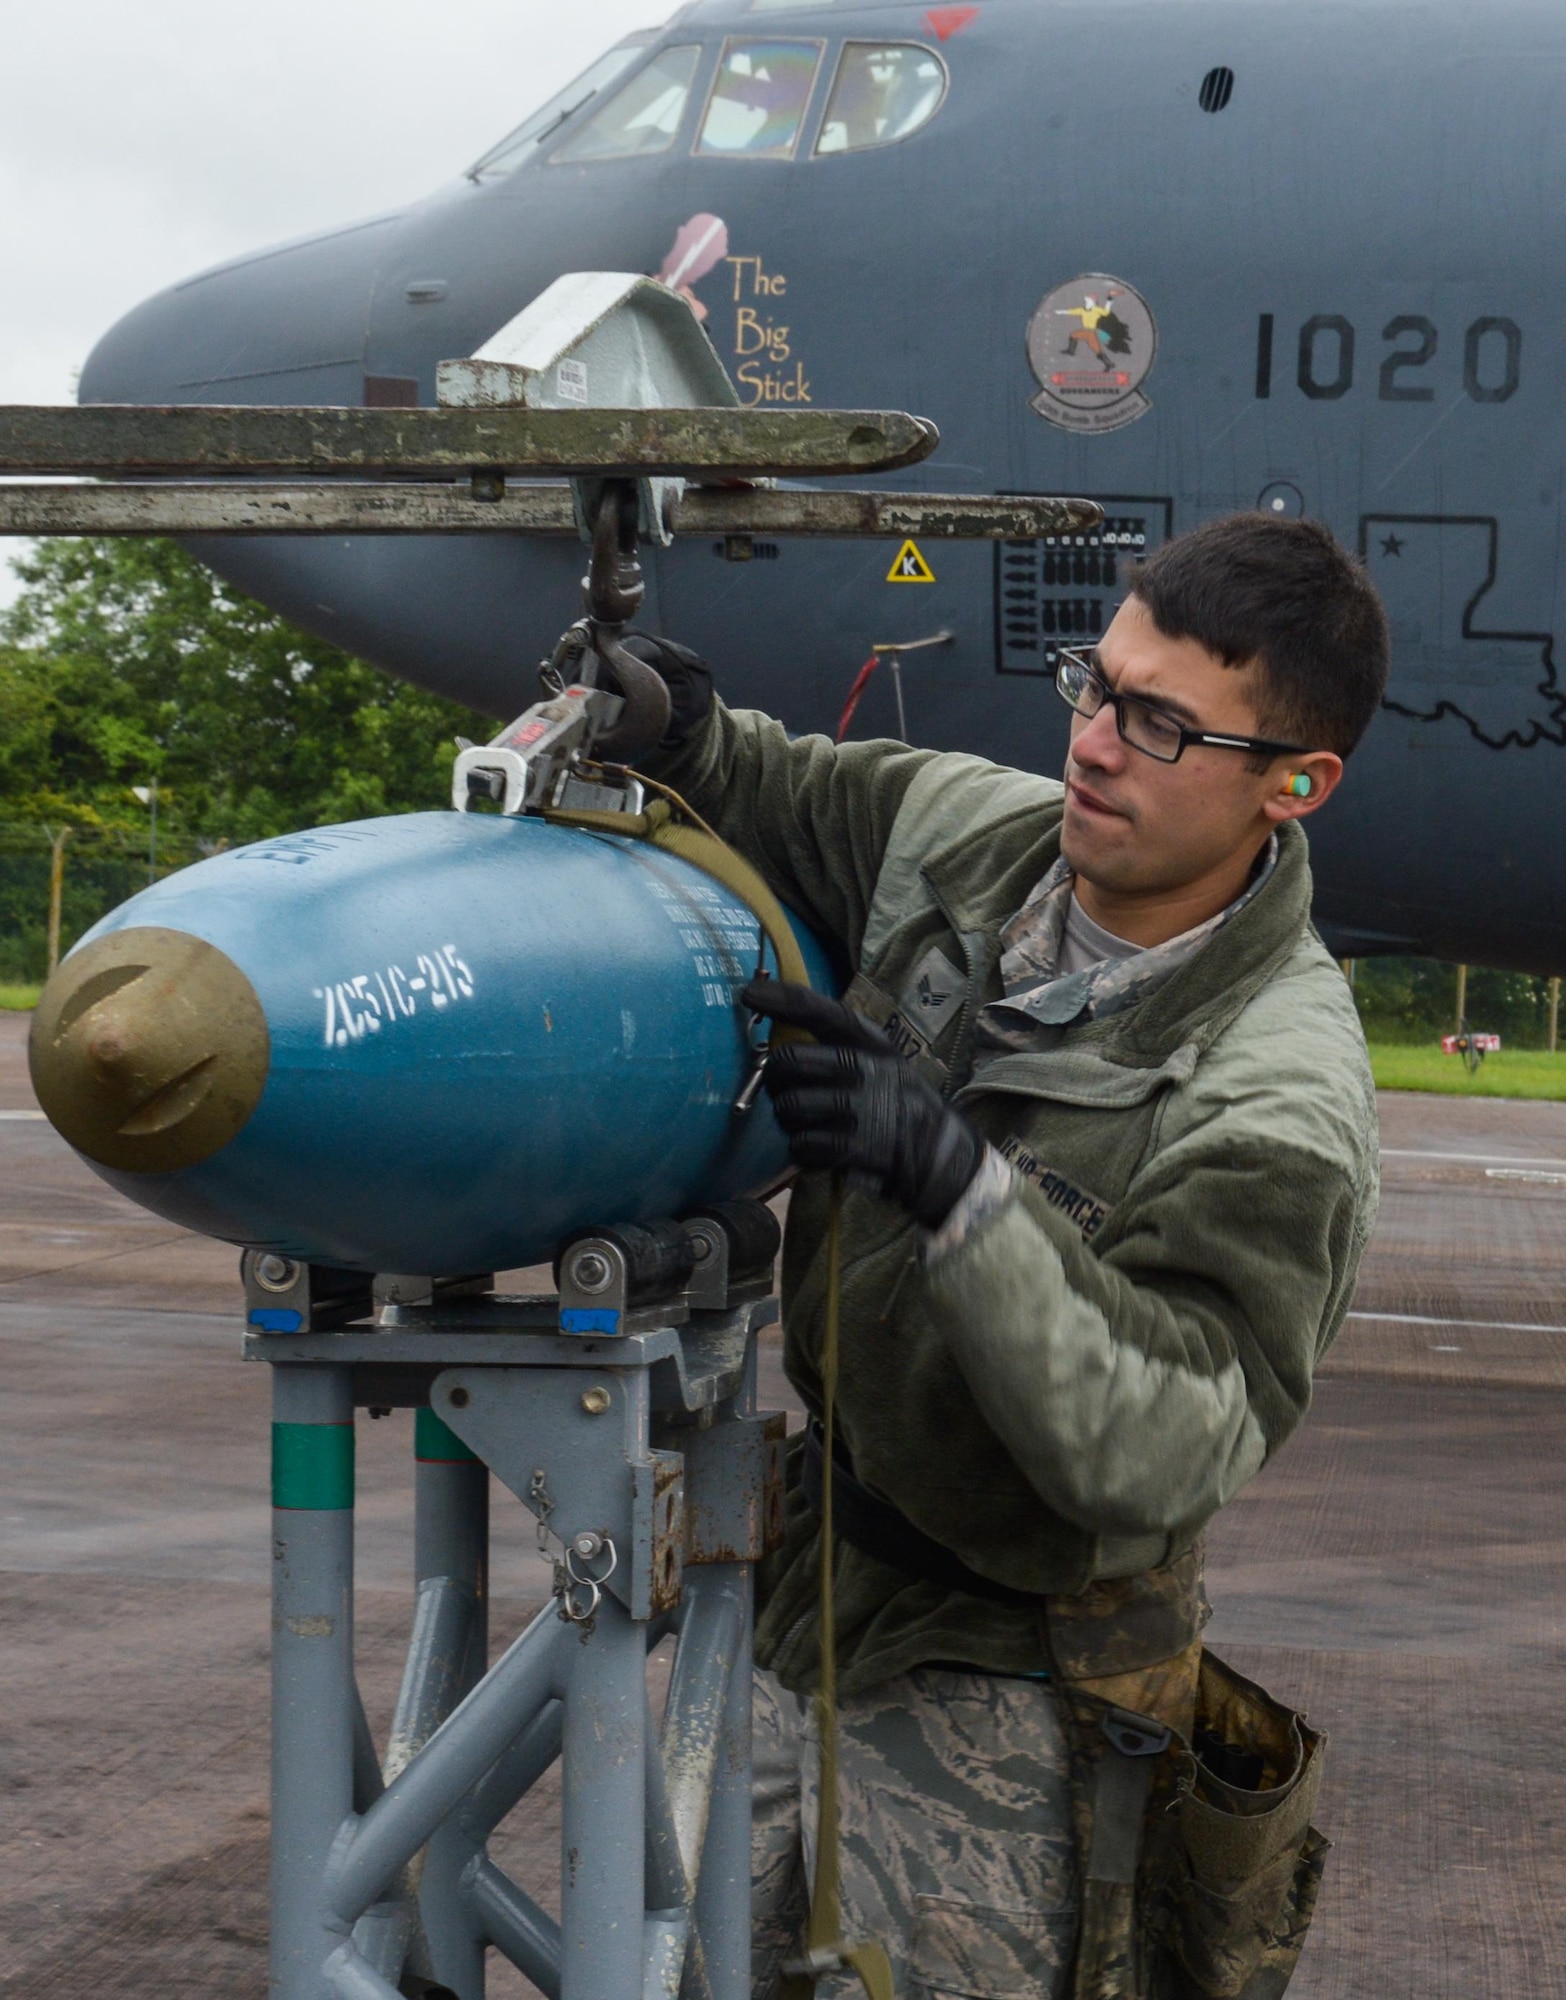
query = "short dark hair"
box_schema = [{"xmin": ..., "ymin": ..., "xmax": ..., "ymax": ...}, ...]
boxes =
[{"xmin": 1127, "ymin": 514, "xmax": 1389, "ymax": 756}]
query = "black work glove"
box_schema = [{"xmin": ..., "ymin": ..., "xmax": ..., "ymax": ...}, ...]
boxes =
[
  {"xmin": 612, "ymin": 634, "xmax": 714, "ymax": 749},
  {"xmin": 741, "ymin": 977, "xmax": 985, "ymax": 1231}
]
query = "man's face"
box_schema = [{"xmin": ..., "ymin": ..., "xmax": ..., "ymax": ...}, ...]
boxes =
[{"xmin": 1060, "ymin": 595, "xmax": 1283, "ymax": 900}]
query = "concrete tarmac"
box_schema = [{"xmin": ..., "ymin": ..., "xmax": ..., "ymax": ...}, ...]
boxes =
[{"xmin": 3, "ymin": 1008, "xmax": 1564, "ymax": 1996}]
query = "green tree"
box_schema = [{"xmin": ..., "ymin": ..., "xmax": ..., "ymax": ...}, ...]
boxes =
[
  {"xmin": 1348, "ymin": 956, "xmax": 1561, "ymax": 1049},
  {"xmin": 0, "ymin": 648, "xmax": 53, "ymax": 802},
  {"xmin": 0, "ymin": 536, "xmax": 494, "ymax": 840},
  {"xmin": 0, "ymin": 537, "xmax": 496, "ymax": 979}
]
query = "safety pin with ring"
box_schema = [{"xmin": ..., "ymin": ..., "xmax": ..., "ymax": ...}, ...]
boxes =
[{"xmin": 557, "ymin": 1529, "xmax": 618, "ymax": 1627}]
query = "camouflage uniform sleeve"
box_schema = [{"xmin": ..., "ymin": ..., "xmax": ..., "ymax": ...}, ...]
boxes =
[
  {"xmin": 921, "ymin": 1144, "xmax": 1019, "ymax": 1260},
  {"xmin": 919, "ymin": 1131, "xmax": 1367, "ymax": 1539},
  {"xmin": 645, "ymin": 698, "xmax": 937, "ymax": 965}
]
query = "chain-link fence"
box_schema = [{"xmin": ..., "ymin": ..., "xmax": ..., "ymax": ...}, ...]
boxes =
[{"xmin": 0, "ymin": 823, "xmax": 228, "ymax": 984}]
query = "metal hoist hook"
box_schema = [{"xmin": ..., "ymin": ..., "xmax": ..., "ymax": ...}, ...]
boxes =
[
  {"xmin": 579, "ymin": 479, "xmax": 672, "ymax": 761},
  {"xmin": 584, "ymin": 478, "xmax": 645, "ymax": 627}
]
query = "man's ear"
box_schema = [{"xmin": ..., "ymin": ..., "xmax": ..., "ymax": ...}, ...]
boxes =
[{"xmin": 1262, "ymin": 750, "xmax": 1344, "ymax": 824}]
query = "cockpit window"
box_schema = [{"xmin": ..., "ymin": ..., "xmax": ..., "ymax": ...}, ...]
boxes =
[
  {"xmin": 551, "ymin": 44, "xmax": 703, "ymax": 163},
  {"xmin": 814, "ymin": 42, "xmax": 948, "ymax": 154},
  {"xmin": 466, "ymin": 44, "xmax": 647, "ymax": 179},
  {"xmin": 695, "ymin": 39, "xmax": 823, "ymax": 159}
]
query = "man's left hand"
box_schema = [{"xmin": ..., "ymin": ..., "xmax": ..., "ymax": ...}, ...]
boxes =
[{"xmin": 740, "ymin": 978, "xmax": 985, "ymax": 1230}]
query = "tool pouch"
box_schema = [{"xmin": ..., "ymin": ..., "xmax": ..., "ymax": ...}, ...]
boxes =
[
  {"xmin": 1149, "ymin": 1649, "xmax": 1328, "ymax": 2000},
  {"xmin": 1047, "ymin": 1554, "xmax": 1328, "ymax": 2000}
]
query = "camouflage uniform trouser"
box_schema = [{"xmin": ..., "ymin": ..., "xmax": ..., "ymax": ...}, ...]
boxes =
[{"xmin": 751, "ymin": 1666, "xmax": 1079, "ymax": 2000}]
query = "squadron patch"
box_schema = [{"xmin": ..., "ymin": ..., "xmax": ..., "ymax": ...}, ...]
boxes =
[
  {"xmin": 1026, "ymin": 274, "xmax": 1157, "ymax": 435},
  {"xmin": 997, "ymin": 1134, "xmax": 1111, "ymax": 1241}
]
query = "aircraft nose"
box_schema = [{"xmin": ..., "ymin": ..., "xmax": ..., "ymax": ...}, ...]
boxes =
[
  {"xmin": 29, "ymin": 927, "xmax": 271, "ymax": 1174},
  {"xmin": 78, "ymin": 212, "xmax": 401, "ymax": 408}
]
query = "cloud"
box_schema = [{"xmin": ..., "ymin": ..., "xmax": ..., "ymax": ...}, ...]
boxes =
[{"xmin": 0, "ymin": 0, "xmax": 660, "ymax": 605}]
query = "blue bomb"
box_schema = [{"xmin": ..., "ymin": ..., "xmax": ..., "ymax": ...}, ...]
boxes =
[{"xmin": 27, "ymin": 812, "xmax": 833, "ymax": 1275}]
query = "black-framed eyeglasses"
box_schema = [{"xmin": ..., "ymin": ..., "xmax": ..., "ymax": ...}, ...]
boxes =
[{"xmin": 1053, "ymin": 647, "xmax": 1311, "ymax": 765}]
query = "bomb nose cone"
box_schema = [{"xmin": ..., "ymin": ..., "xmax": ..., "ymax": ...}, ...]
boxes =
[{"xmin": 29, "ymin": 927, "xmax": 270, "ymax": 1173}]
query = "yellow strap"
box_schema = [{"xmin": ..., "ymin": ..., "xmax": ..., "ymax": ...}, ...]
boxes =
[
  {"xmin": 542, "ymin": 798, "xmax": 810, "ymax": 992},
  {"xmin": 779, "ymin": 1177, "xmax": 894, "ymax": 2000},
  {"xmin": 546, "ymin": 798, "xmax": 888, "ymax": 1996},
  {"xmin": 647, "ymin": 817, "xmax": 811, "ymax": 992}
]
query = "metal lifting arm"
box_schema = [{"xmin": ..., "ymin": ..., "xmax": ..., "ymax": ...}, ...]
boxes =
[
  {"xmin": 0, "ymin": 401, "xmax": 937, "ymax": 478},
  {"xmin": 0, "ymin": 476, "xmax": 1100, "ymax": 541}
]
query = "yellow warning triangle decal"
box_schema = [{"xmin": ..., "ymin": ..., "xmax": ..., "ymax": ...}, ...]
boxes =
[{"xmin": 886, "ymin": 539, "xmax": 936, "ymax": 584}]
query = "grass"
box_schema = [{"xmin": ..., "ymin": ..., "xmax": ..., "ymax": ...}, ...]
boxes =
[
  {"xmin": 1368, "ymin": 1043, "xmax": 1566, "ymax": 1100},
  {"xmin": 0, "ymin": 983, "xmax": 40, "ymax": 1011}
]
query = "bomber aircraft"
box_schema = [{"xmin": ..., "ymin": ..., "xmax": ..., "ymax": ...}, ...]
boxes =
[{"xmin": 75, "ymin": 0, "xmax": 1566, "ymax": 971}]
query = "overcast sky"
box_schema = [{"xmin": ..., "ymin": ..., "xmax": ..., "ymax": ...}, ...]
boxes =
[{"xmin": 0, "ymin": 0, "xmax": 659, "ymax": 606}]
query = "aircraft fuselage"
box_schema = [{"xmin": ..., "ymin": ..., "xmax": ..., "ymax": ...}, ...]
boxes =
[{"xmin": 79, "ymin": 0, "xmax": 1566, "ymax": 969}]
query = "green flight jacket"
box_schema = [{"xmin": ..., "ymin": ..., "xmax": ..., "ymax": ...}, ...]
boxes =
[{"xmin": 651, "ymin": 703, "xmax": 1380, "ymax": 1696}]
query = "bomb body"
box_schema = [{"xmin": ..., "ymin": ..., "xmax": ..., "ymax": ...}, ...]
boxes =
[{"xmin": 30, "ymin": 811, "xmax": 830, "ymax": 1275}]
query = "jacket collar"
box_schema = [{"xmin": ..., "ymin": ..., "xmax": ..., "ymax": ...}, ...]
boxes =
[
  {"xmin": 1110, "ymin": 819, "xmax": 1314, "ymax": 1062},
  {"xmin": 921, "ymin": 795, "xmax": 1065, "ymax": 935},
  {"xmin": 919, "ymin": 808, "xmax": 1315, "ymax": 1068}
]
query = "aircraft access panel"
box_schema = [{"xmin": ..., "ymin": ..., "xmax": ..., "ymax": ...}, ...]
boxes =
[{"xmin": 993, "ymin": 496, "xmax": 1173, "ymax": 675}]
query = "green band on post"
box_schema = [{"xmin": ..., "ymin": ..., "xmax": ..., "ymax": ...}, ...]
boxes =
[
  {"xmin": 416, "ymin": 1407, "xmax": 480, "ymax": 1464},
  {"xmin": 272, "ymin": 1422, "xmax": 355, "ymax": 1509}
]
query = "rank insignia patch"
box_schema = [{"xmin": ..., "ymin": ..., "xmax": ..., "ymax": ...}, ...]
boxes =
[{"xmin": 899, "ymin": 945, "xmax": 965, "ymax": 1039}]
